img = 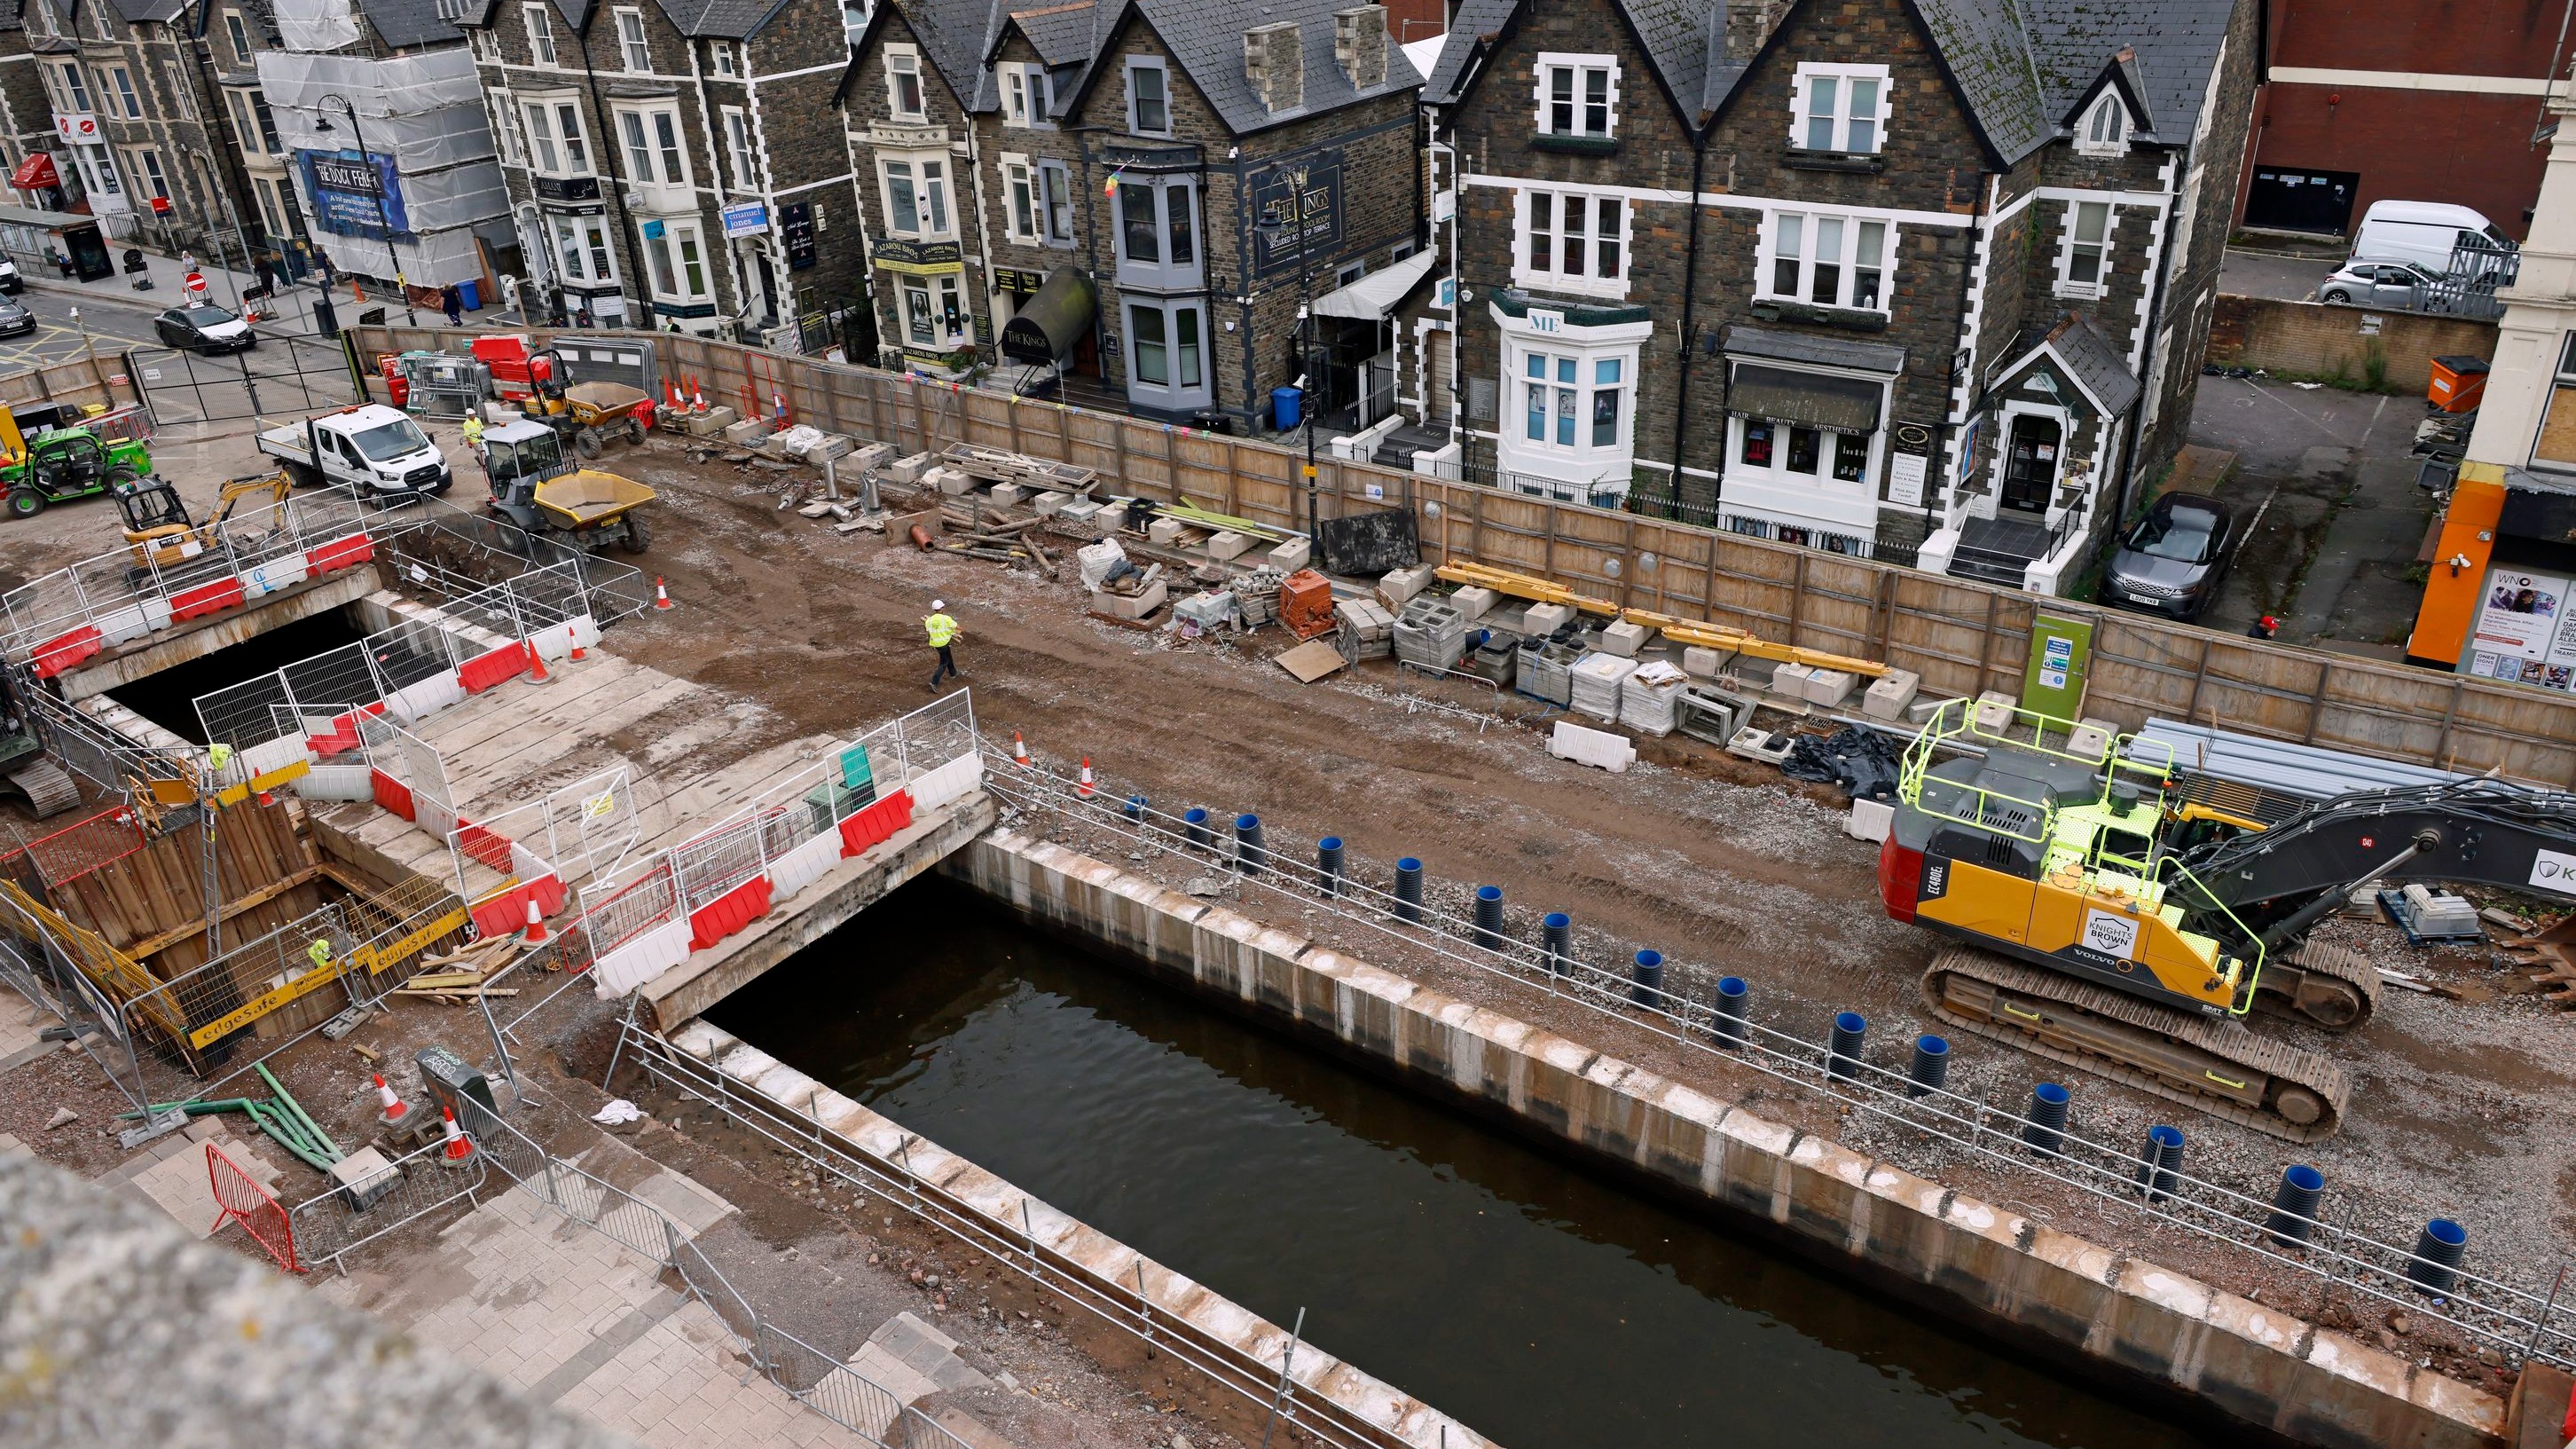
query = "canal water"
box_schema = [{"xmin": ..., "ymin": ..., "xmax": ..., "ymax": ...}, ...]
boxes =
[{"xmin": 713, "ymin": 877, "xmax": 2208, "ymax": 1449}]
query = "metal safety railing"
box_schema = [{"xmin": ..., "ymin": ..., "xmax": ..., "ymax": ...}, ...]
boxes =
[
  {"xmin": 459, "ymin": 1106, "xmax": 976, "ymax": 1449},
  {"xmin": 977, "ymin": 744, "xmax": 2576, "ymax": 1374},
  {"xmin": 612, "ymin": 1022, "xmax": 1422, "ymax": 1449},
  {"xmin": 287, "ymin": 1134, "xmax": 488, "ymax": 1272}
]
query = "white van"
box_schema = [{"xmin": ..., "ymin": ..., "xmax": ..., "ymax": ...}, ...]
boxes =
[{"xmin": 2349, "ymin": 201, "xmax": 2517, "ymax": 279}]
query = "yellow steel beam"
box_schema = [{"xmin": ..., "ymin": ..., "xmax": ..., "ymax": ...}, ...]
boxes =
[{"xmin": 1433, "ymin": 560, "xmax": 1889, "ymax": 675}]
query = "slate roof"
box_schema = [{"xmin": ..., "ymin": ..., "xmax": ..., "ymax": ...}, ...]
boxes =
[
  {"xmin": 1724, "ymin": 322, "xmax": 1905, "ymax": 375},
  {"xmin": 2034, "ymin": 311, "xmax": 2140, "ymax": 414},
  {"xmin": 1431, "ymin": 0, "xmax": 2236, "ymax": 161},
  {"xmin": 111, "ymin": 0, "xmax": 187, "ymax": 23},
  {"xmin": 1086, "ymin": 0, "xmax": 1423, "ymax": 134},
  {"xmin": 650, "ymin": 0, "xmax": 793, "ymax": 40},
  {"xmin": 1007, "ymin": 0, "xmax": 1102, "ymax": 67},
  {"xmin": 353, "ymin": 0, "xmax": 464, "ymax": 47}
]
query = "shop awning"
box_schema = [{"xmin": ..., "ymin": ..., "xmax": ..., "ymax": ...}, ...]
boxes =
[
  {"xmin": 1001, "ymin": 265, "xmax": 1096, "ymax": 366},
  {"xmin": 1728, "ymin": 364, "xmax": 1883, "ymax": 432},
  {"xmin": 9, "ymin": 154, "xmax": 58, "ymax": 192},
  {"xmin": 1312, "ymin": 249, "xmax": 1438, "ymax": 320}
]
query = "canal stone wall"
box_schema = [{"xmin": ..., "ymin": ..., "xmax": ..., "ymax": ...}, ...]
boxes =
[{"xmin": 946, "ymin": 830, "xmax": 2507, "ymax": 1449}]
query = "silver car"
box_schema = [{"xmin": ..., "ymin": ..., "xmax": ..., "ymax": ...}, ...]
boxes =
[
  {"xmin": 2317, "ymin": 258, "xmax": 2443, "ymax": 309},
  {"xmin": 2103, "ymin": 492, "xmax": 2235, "ymax": 621}
]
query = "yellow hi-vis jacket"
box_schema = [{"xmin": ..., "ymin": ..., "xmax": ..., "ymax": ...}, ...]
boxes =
[{"xmin": 924, "ymin": 612, "xmax": 960, "ymax": 648}]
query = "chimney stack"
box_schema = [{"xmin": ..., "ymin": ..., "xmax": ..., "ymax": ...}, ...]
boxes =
[
  {"xmin": 1245, "ymin": 20, "xmax": 1304, "ymax": 114},
  {"xmin": 1724, "ymin": 0, "xmax": 1785, "ymax": 61},
  {"xmin": 1334, "ymin": 4, "xmax": 1388, "ymax": 90}
]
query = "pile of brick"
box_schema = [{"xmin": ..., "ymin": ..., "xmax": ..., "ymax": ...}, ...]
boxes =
[
  {"xmin": 1336, "ymin": 598, "xmax": 1395, "ymax": 660},
  {"xmin": 1393, "ymin": 596, "xmax": 1468, "ymax": 671}
]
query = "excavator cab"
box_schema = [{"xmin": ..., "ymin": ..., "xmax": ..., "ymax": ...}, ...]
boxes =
[{"xmin": 115, "ymin": 470, "xmax": 292, "ymax": 568}]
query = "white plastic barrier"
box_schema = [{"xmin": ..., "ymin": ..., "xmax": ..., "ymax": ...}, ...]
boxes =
[
  {"xmin": 240, "ymin": 735, "xmax": 316, "ymax": 779},
  {"xmin": 593, "ymin": 917, "xmax": 691, "ymax": 997},
  {"xmin": 384, "ymin": 673, "xmax": 466, "ymax": 725},
  {"xmin": 907, "ymin": 754, "xmax": 984, "ymax": 813},
  {"xmin": 1548, "ymin": 721, "xmax": 1636, "ymax": 774},
  {"xmin": 766, "ymin": 827, "xmax": 843, "ymax": 900},
  {"xmin": 295, "ymin": 763, "xmax": 374, "ymax": 801},
  {"xmin": 94, "ymin": 597, "xmax": 175, "ymax": 646},
  {"xmin": 530, "ymin": 613, "xmax": 601, "ymax": 662},
  {"xmin": 242, "ymin": 554, "xmax": 310, "ymax": 596},
  {"xmin": 509, "ymin": 840, "xmax": 551, "ymax": 885}
]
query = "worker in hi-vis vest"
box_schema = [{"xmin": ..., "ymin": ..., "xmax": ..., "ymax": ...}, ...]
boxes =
[{"xmin": 924, "ymin": 600, "xmax": 963, "ymax": 692}]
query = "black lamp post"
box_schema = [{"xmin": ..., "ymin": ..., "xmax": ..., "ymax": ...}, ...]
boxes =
[
  {"xmin": 1256, "ymin": 181, "xmax": 1320, "ymax": 545},
  {"xmin": 313, "ymin": 92, "xmax": 416, "ymax": 326}
]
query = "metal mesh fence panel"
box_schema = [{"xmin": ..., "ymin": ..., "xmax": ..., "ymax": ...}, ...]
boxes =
[
  {"xmin": 365, "ymin": 615, "xmax": 462, "ymax": 696},
  {"xmin": 279, "ymin": 642, "xmax": 384, "ymax": 723}
]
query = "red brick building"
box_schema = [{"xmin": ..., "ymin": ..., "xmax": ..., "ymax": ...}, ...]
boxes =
[{"xmin": 2237, "ymin": 0, "xmax": 2576, "ymax": 240}]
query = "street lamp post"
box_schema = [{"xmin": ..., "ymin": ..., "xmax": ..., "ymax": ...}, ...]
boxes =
[{"xmin": 313, "ymin": 92, "xmax": 417, "ymax": 326}]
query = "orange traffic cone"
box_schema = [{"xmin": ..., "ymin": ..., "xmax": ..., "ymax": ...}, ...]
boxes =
[
  {"xmin": 653, "ymin": 576, "xmax": 674, "ymax": 610},
  {"xmin": 373, "ymin": 1073, "xmax": 411, "ymax": 1127},
  {"xmin": 522, "ymin": 894, "xmax": 547, "ymax": 944},
  {"xmin": 1012, "ymin": 732, "xmax": 1031, "ymax": 768},
  {"xmin": 438, "ymin": 1104, "xmax": 475, "ymax": 1164},
  {"xmin": 522, "ymin": 637, "xmax": 551, "ymax": 685},
  {"xmin": 567, "ymin": 624, "xmax": 586, "ymax": 662},
  {"xmin": 690, "ymin": 378, "xmax": 707, "ymax": 413},
  {"xmin": 1076, "ymin": 757, "xmax": 1095, "ymax": 799}
]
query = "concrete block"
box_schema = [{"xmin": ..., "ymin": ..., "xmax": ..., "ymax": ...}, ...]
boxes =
[
  {"xmin": 721, "ymin": 417, "xmax": 771, "ymax": 446},
  {"xmin": 1846, "ymin": 799, "xmax": 1895, "ymax": 843},
  {"xmin": 1267, "ymin": 537, "xmax": 1310, "ymax": 571},
  {"xmin": 885, "ymin": 451, "xmax": 936, "ymax": 484},
  {"xmin": 988, "ymin": 484, "xmax": 1024, "ymax": 508},
  {"xmin": 684, "ymin": 406, "xmax": 737, "ymax": 437},
  {"xmin": 1149, "ymin": 516, "xmax": 1186, "ymax": 546},
  {"xmin": 1032, "ymin": 491, "xmax": 1072, "ymax": 516},
  {"xmin": 2067, "ymin": 715, "xmax": 2117, "ymax": 760},
  {"xmin": 802, "ymin": 432, "xmax": 855, "ymax": 464},
  {"xmin": 1973, "ymin": 689, "xmax": 2017, "ymax": 734},
  {"xmin": 851, "ymin": 441, "xmax": 896, "ymax": 474},
  {"xmin": 1376, "ymin": 563, "xmax": 1437, "ymax": 609},
  {"xmin": 1522, "ymin": 602, "xmax": 1575, "ymax": 635},
  {"xmin": 1802, "ymin": 669, "xmax": 1856, "ymax": 708},
  {"xmin": 1451, "ymin": 586, "xmax": 1497, "ymax": 619},
  {"xmin": 1771, "ymin": 662, "xmax": 1815, "ymax": 697},
  {"xmin": 1861, "ymin": 668, "xmax": 1921, "ymax": 721},
  {"xmin": 1056, "ymin": 500, "xmax": 1104, "ymax": 528},
  {"xmin": 1206, "ymin": 531, "xmax": 1253, "ymax": 562},
  {"xmin": 1683, "ymin": 645, "xmax": 1726, "ymax": 680},
  {"xmin": 930, "ymin": 467, "xmax": 975, "ymax": 496},
  {"xmin": 1088, "ymin": 579, "xmax": 1166, "ymax": 619},
  {"xmin": 327, "ymin": 1146, "xmax": 402, "ymax": 1212},
  {"xmin": 1599, "ymin": 619, "xmax": 1648, "ymax": 658}
]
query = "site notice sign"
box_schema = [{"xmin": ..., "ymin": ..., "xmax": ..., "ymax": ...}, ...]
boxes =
[
  {"xmin": 2020, "ymin": 614, "xmax": 2093, "ymax": 721},
  {"xmin": 2464, "ymin": 567, "xmax": 2576, "ymax": 691}
]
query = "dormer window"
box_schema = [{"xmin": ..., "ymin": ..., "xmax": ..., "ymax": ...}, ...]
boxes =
[
  {"xmin": 1534, "ymin": 53, "xmax": 1616, "ymax": 138},
  {"xmin": 886, "ymin": 47, "xmax": 925, "ymax": 120},
  {"xmin": 1792, "ymin": 63, "xmax": 1888, "ymax": 154},
  {"xmin": 2077, "ymin": 92, "xmax": 2129, "ymax": 156}
]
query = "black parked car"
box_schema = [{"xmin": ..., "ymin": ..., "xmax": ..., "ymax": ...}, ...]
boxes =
[
  {"xmin": 2103, "ymin": 492, "xmax": 2236, "ymax": 621},
  {"xmin": 0, "ymin": 295, "xmax": 37, "ymax": 337},
  {"xmin": 153, "ymin": 303, "xmax": 255, "ymax": 354}
]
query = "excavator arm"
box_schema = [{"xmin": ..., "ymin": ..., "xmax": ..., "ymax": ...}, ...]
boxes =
[{"xmin": 2171, "ymin": 779, "xmax": 2576, "ymax": 937}]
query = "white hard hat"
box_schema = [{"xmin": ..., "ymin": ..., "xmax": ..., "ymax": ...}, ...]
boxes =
[{"xmin": 931, "ymin": 599, "xmax": 946, "ymax": 610}]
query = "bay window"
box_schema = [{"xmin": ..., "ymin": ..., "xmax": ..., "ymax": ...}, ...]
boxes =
[
  {"xmin": 1517, "ymin": 187, "xmax": 1627, "ymax": 295},
  {"xmin": 617, "ymin": 106, "xmax": 687, "ymax": 187},
  {"xmin": 1122, "ymin": 299, "xmax": 1207, "ymax": 409},
  {"xmin": 1114, "ymin": 176, "xmax": 1198, "ymax": 286},
  {"xmin": 1491, "ymin": 303, "xmax": 1647, "ymax": 497},
  {"xmin": 645, "ymin": 220, "xmax": 709, "ymax": 301},
  {"xmin": 522, "ymin": 100, "xmax": 590, "ymax": 177},
  {"xmin": 1792, "ymin": 63, "xmax": 1889, "ymax": 154},
  {"xmin": 1520, "ymin": 351, "xmax": 1625, "ymax": 452},
  {"xmin": 881, "ymin": 156, "xmax": 951, "ymax": 239},
  {"xmin": 1762, "ymin": 209, "xmax": 1891, "ymax": 311},
  {"xmin": 551, "ymin": 214, "xmax": 616, "ymax": 285}
]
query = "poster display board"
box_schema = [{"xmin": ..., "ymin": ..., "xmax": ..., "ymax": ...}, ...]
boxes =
[{"xmin": 2464, "ymin": 567, "xmax": 2576, "ymax": 691}]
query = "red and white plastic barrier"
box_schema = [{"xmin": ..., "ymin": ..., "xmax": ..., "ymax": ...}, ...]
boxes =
[
  {"xmin": 687, "ymin": 873, "xmax": 772, "ymax": 950},
  {"xmin": 306, "ymin": 532, "xmax": 374, "ymax": 574},
  {"xmin": 457, "ymin": 641, "xmax": 529, "ymax": 695},
  {"xmin": 93, "ymin": 597, "xmax": 173, "ymax": 647}
]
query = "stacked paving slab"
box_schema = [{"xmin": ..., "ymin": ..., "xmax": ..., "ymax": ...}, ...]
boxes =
[{"xmin": 1394, "ymin": 596, "xmax": 1469, "ymax": 671}]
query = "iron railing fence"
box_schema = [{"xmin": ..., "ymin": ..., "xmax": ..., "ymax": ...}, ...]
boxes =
[
  {"xmin": 975, "ymin": 744, "xmax": 2576, "ymax": 1374},
  {"xmin": 615, "ymin": 1024, "xmax": 1426, "ymax": 1449},
  {"xmin": 462, "ymin": 1106, "xmax": 975, "ymax": 1449}
]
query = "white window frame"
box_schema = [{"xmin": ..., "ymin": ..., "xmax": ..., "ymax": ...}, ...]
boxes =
[
  {"xmin": 710, "ymin": 41, "xmax": 737, "ymax": 77},
  {"xmin": 109, "ymin": 66, "xmax": 139, "ymax": 119},
  {"xmin": 614, "ymin": 9, "xmax": 651, "ymax": 72},
  {"xmin": 53, "ymin": 62, "xmax": 90, "ymax": 114},
  {"xmin": 224, "ymin": 10, "xmax": 255, "ymax": 65},
  {"xmin": 1001, "ymin": 154, "xmax": 1037, "ymax": 242},
  {"xmin": 1512, "ymin": 186, "xmax": 1630, "ymax": 299},
  {"xmin": 492, "ymin": 95, "xmax": 525, "ymax": 165},
  {"xmin": 134, "ymin": 147, "xmax": 166, "ymax": 201},
  {"xmin": 884, "ymin": 45, "xmax": 926, "ymax": 121},
  {"xmin": 720, "ymin": 106, "xmax": 757, "ymax": 193},
  {"xmin": 1037, "ymin": 158, "xmax": 1073, "ymax": 246},
  {"xmin": 645, "ymin": 217, "xmax": 711, "ymax": 302},
  {"xmin": 523, "ymin": 4, "xmax": 556, "ymax": 66},
  {"xmin": 1758, "ymin": 209, "xmax": 1896, "ymax": 314},
  {"xmin": 1001, "ymin": 62, "xmax": 1052, "ymax": 128},
  {"xmin": 1490, "ymin": 307, "xmax": 1647, "ymax": 497},
  {"xmin": 1532, "ymin": 53, "xmax": 1617, "ymax": 138},
  {"xmin": 2075, "ymin": 91, "xmax": 2129, "ymax": 158},
  {"xmin": 1125, "ymin": 57, "xmax": 1169, "ymax": 137},
  {"xmin": 551, "ymin": 212, "xmax": 617, "ymax": 286},
  {"xmin": 2055, "ymin": 200, "xmax": 2112, "ymax": 299},
  {"xmin": 877, "ymin": 152, "xmax": 952, "ymax": 240},
  {"xmin": 1790, "ymin": 62, "xmax": 1889, "ymax": 154},
  {"xmin": 522, "ymin": 97, "xmax": 591, "ymax": 177},
  {"xmin": 614, "ymin": 103, "xmax": 689, "ymax": 188},
  {"xmin": 470, "ymin": 28, "xmax": 501, "ymax": 64},
  {"xmin": 1123, "ymin": 298, "xmax": 1207, "ymax": 406},
  {"xmin": 226, "ymin": 90, "xmax": 264, "ymax": 155}
]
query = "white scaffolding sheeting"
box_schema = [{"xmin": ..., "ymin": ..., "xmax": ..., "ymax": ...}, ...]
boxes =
[
  {"xmin": 271, "ymin": 0, "xmax": 360, "ymax": 50},
  {"xmin": 2137, "ymin": 719, "xmax": 2479, "ymax": 801},
  {"xmin": 309, "ymin": 225, "xmax": 486, "ymax": 287},
  {"xmin": 256, "ymin": 50, "xmax": 499, "ymax": 172}
]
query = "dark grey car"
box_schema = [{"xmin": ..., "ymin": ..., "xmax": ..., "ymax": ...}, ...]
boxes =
[{"xmin": 2103, "ymin": 492, "xmax": 2235, "ymax": 621}]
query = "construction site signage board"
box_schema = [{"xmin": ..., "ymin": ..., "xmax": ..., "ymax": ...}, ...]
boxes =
[
  {"xmin": 2020, "ymin": 614, "xmax": 2093, "ymax": 721},
  {"xmin": 721, "ymin": 201, "xmax": 769, "ymax": 239},
  {"xmin": 296, "ymin": 149, "xmax": 409, "ymax": 240}
]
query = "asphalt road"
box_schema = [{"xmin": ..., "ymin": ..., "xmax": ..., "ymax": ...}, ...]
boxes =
[{"xmin": 0, "ymin": 280, "xmax": 169, "ymax": 370}]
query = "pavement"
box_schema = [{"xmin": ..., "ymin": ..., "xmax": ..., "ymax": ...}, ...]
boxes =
[
  {"xmin": 2218, "ymin": 246, "xmax": 2343, "ymax": 302},
  {"xmin": 2179, "ymin": 373, "xmax": 2436, "ymax": 651}
]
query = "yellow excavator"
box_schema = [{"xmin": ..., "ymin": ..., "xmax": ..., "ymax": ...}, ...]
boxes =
[
  {"xmin": 114, "ymin": 469, "xmax": 292, "ymax": 570},
  {"xmin": 1881, "ymin": 698, "xmax": 2576, "ymax": 1141}
]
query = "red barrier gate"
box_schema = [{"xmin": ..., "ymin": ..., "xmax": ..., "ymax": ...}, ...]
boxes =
[{"xmin": 207, "ymin": 1143, "xmax": 303, "ymax": 1274}]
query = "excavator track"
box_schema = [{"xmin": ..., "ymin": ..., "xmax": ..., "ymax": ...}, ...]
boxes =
[
  {"xmin": 1924, "ymin": 947, "xmax": 2352, "ymax": 1143},
  {"xmin": 2251, "ymin": 939, "xmax": 2382, "ymax": 1031},
  {"xmin": 5, "ymin": 759, "xmax": 79, "ymax": 819}
]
